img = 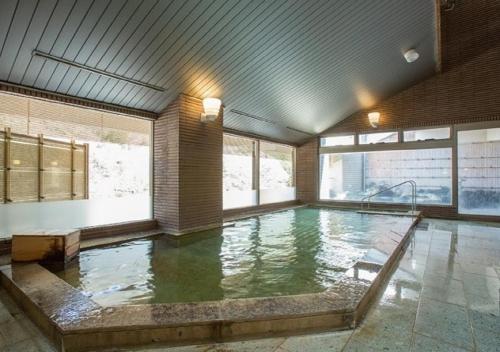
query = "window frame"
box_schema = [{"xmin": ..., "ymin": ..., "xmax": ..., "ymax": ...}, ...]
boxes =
[
  {"xmin": 223, "ymin": 132, "xmax": 296, "ymax": 210},
  {"xmin": 358, "ymin": 130, "xmax": 399, "ymax": 145},
  {"xmin": 403, "ymin": 126, "xmax": 451, "ymax": 143},
  {"xmin": 318, "ymin": 147, "xmax": 453, "ymax": 205},
  {"xmin": 317, "ymin": 122, "xmax": 500, "ymax": 218},
  {"xmin": 319, "ymin": 133, "xmax": 356, "ymax": 147},
  {"xmin": 318, "ymin": 125, "xmax": 455, "ymax": 208}
]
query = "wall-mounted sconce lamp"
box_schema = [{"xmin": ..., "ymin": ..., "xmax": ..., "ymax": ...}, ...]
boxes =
[
  {"xmin": 201, "ymin": 98, "xmax": 222, "ymax": 122},
  {"xmin": 368, "ymin": 112, "xmax": 380, "ymax": 128}
]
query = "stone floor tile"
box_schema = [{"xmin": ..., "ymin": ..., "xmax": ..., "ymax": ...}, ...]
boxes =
[
  {"xmin": 421, "ymin": 275, "xmax": 466, "ymax": 306},
  {"xmin": 0, "ymin": 303, "xmax": 13, "ymax": 324},
  {"xmin": 0, "ymin": 332, "xmax": 7, "ymax": 349},
  {"xmin": 3, "ymin": 338, "xmax": 40, "ymax": 352},
  {"xmin": 0, "ymin": 289, "xmax": 21, "ymax": 314},
  {"xmin": 31, "ymin": 336, "xmax": 57, "ymax": 352},
  {"xmin": 469, "ymin": 309, "xmax": 500, "ymax": 335},
  {"xmin": 15, "ymin": 315, "xmax": 45, "ymax": 338},
  {"xmin": 132, "ymin": 344, "xmax": 213, "ymax": 352},
  {"xmin": 0, "ymin": 319, "xmax": 31, "ymax": 345},
  {"xmin": 344, "ymin": 332, "xmax": 411, "ymax": 352},
  {"xmin": 411, "ymin": 333, "xmax": 471, "ymax": 351},
  {"xmin": 414, "ymin": 297, "xmax": 473, "ymax": 350},
  {"xmin": 474, "ymin": 328, "xmax": 500, "ymax": 352},
  {"xmin": 278, "ymin": 330, "xmax": 352, "ymax": 352},
  {"xmin": 460, "ymin": 263, "xmax": 499, "ymax": 278},
  {"xmin": 458, "ymin": 249, "xmax": 499, "ymax": 267},
  {"xmin": 466, "ymin": 293, "xmax": 500, "ymax": 316},
  {"xmin": 424, "ymin": 258, "xmax": 463, "ymax": 281},
  {"xmin": 205, "ymin": 337, "xmax": 286, "ymax": 352},
  {"xmin": 462, "ymin": 272, "xmax": 500, "ymax": 301},
  {"xmin": 344, "ymin": 305, "xmax": 415, "ymax": 351}
]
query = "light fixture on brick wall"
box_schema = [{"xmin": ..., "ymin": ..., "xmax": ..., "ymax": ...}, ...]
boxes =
[
  {"xmin": 368, "ymin": 112, "xmax": 380, "ymax": 128},
  {"xmin": 201, "ymin": 98, "xmax": 222, "ymax": 122}
]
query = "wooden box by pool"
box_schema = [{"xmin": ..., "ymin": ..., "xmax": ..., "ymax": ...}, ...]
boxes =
[{"xmin": 11, "ymin": 230, "xmax": 80, "ymax": 264}]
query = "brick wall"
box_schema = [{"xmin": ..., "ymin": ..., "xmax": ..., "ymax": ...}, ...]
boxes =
[
  {"xmin": 154, "ymin": 99, "xmax": 180, "ymax": 231},
  {"xmin": 321, "ymin": 0, "xmax": 500, "ymax": 134},
  {"xmin": 296, "ymin": 138, "xmax": 319, "ymax": 203},
  {"xmin": 154, "ymin": 94, "xmax": 223, "ymax": 234}
]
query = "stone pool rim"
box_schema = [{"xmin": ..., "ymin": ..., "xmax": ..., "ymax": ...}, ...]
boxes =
[{"xmin": 0, "ymin": 210, "xmax": 419, "ymax": 352}]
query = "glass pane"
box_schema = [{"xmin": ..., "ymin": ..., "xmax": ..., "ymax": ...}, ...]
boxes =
[
  {"xmin": 359, "ymin": 131, "xmax": 398, "ymax": 144},
  {"xmin": 223, "ymin": 134, "xmax": 257, "ymax": 209},
  {"xmin": 260, "ymin": 141, "xmax": 295, "ymax": 204},
  {"xmin": 320, "ymin": 148, "xmax": 452, "ymax": 205},
  {"xmin": 320, "ymin": 135, "xmax": 354, "ymax": 147},
  {"xmin": 458, "ymin": 128, "xmax": 500, "ymax": 216},
  {"xmin": 404, "ymin": 127, "xmax": 450, "ymax": 142}
]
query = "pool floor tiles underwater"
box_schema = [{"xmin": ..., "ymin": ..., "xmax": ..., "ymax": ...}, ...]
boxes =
[{"xmin": 0, "ymin": 218, "xmax": 499, "ymax": 352}]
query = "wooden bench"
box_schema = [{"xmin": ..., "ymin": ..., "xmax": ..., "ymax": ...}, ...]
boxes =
[{"xmin": 11, "ymin": 230, "xmax": 80, "ymax": 264}]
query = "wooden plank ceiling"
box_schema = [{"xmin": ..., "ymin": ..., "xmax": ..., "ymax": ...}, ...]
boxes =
[{"xmin": 0, "ymin": 0, "xmax": 437, "ymax": 143}]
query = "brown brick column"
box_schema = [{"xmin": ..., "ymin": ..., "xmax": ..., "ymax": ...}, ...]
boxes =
[
  {"xmin": 153, "ymin": 94, "xmax": 223, "ymax": 234},
  {"xmin": 296, "ymin": 137, "xmax": 319, "ymax": 203}
]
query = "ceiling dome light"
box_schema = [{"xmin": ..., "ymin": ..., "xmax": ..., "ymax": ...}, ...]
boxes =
[
  {"xmin": 404, "ymin": 49, "xmax": 419, "ymax": 63},
  {"xmin": 201, "ymin": 98, "xmax": 222, "ymax": 122}
]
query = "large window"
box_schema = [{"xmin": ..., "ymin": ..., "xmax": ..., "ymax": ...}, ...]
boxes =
[
  {"xmin": 320, "ymin": 148, "xmax": 452, "ymax": 205},
  {"xmin": 458, "ymin": 128, "xmax": 500, "ymax": 216},
  {"xmin": 223, "ymin": 134, "xmax": 257, "ymax": 209},
  {"xmin": 260, "ymin": 141, "xmax": 295, "ymax": 204},
  {"xmin": 223, "ymin": 134, "xmax": 296, "ymax": 209},
  {"xmin": 0, "ymin": 92, "xmax": 151, "ymax": 236}
]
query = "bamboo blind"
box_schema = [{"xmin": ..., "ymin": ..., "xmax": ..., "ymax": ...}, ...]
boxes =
[
  {"xmin": 0, "ymin": 92, "xmax": 150, "ymax": 144},
  {"xmin": 1, "ymin": 128, "xmax": 88, "ymax": 203}
]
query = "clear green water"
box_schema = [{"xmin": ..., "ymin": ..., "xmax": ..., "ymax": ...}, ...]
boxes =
[{"xmin": 56, "ymin": 207, "xmax": 405, "ymax": 306}]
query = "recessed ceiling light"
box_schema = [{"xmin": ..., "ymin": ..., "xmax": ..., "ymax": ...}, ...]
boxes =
[{"xmin": 404, "ymin": 49, "xmax": 420, "ymax": 63}]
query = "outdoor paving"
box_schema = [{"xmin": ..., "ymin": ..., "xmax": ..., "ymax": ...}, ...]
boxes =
[{"xmin": 0, "ymin": 218, "xmax": 499, "ymax": 352}]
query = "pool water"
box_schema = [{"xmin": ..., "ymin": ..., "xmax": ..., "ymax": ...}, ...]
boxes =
[{"xmin": 56, "ymin": 207, "xmax": 408, "ymax": 306}]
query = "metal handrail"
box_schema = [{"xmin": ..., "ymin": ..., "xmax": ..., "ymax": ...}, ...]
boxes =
[{"xmin": 360, "ymin": 180, "xmax": 417, "ymax": 215}]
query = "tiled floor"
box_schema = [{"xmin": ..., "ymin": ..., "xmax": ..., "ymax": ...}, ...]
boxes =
[{"xmin": 0, "ymin": 218, "xmax": 499, "ymax": 351}]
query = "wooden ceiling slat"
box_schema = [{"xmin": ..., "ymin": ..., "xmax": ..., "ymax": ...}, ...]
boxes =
[{"xmin": 0, "ymin": 0, "xmax": 437, "ymax": 143}]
